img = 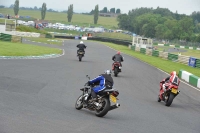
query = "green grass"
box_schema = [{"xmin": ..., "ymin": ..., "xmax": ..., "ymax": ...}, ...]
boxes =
[
  {"xmin": 16, "ymin": 25, "xmax": 48, "ymax": 34},
  {"xmin": 97, "ymin": 42, "xmax": 200, "ymax": 77},
  {"xmin": 0, "ymin": 8, "xmax": 118, "ymax": 29},
  {"xmin": 25, "ymin": 37, "xmax": 64, "ymax": 45},
  {"xmin": 0, "ymin": 41, "xmax": 62, "ymax": 56},
  {"xmin": 95, "ymin": 32, "xmax": 132, "ymax": 41}
]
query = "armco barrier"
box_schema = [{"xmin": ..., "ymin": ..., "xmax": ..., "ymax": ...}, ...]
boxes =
[
  {"xmin": 168, "ymin": 53, "xmax": 178, "ymax": 61},
  {"xmin": 0, "ymin": 33, "xmax": 12, "ymax": 41},
  {"xmin": 195, "ymin": 59, "xmax": 200, "ymax": 68},
  {"xmin": 179, "ymin": 70, "xmax": 200, "ymax": 88},
  {"xmin": 131, "ymin": 46, "xmax": 135, "ymax": 51},
  {"xmin": 140, "ymin": 48, "xmax": 146, "ymax": 54},
  {"xmin": 152, "ymin": 50, "xmax": 159, "ymax": 57}
]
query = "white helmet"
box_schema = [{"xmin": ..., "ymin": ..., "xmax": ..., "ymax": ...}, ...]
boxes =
[
  {"xmin": 80, "ymin": 41, "xmax": 83, "ymax": 44},
  {"xmin": 104, "ymin": 70, "xmax": 112, "ymax": 75}
]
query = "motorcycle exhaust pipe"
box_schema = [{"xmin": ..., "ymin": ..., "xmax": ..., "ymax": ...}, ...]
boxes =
[{"xmin": 109, "ymin": 103, "xmax": 120, "ymax": 111}]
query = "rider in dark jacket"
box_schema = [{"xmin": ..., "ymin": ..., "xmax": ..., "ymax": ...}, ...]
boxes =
[
  {"xmin": 112, "ymin": 51, "xmax": 124, "ymax": 70},
  {"xmin": 88, "ymin": 70, "xmax": 114, "ymax": 101},
  {"xmin": 77, "ymin": 41, "xmax": 87, "ymax": 56}
]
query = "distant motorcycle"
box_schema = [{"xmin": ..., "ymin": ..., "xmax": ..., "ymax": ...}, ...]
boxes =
[
  {"xmin": 75, "ymin": 75, "xmax": 120, "ymax": 117},
  {"xmin": 112, "ymin": 61, "xmax": 122, "ymax": 77},
  {"xmin": 77, "ymin": 50, "xmax": 85, "ymax": 62},
  {"xmin": 158, "ymin": 79, "xmax": 180, "ymax": 106}
]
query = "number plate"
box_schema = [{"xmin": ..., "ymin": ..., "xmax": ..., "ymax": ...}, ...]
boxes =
[
  {"xmin": 110, "ymin": 94, "xmax": 117, "ymax": 103},
  {"xmin": 171, "ymin": 88, "xmax": 178, "ymax": 94}
]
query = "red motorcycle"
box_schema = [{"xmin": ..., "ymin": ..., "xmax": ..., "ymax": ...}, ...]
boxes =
[
  {"xmin": 158, "ymin": 79, "xmax": 180, "ymax": 106},
  {"xmin": 112, "ymin": 61, "xmax": 122, "ymax": 77}
]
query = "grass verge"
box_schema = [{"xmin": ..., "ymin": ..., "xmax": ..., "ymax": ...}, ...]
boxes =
[
  {"xmin": 98, "ymin": 42, "xmax": 200, "ymax": 77},
  {"xmin": 0, "ymin": 41, "xmax": 62, "ymax": 56}
]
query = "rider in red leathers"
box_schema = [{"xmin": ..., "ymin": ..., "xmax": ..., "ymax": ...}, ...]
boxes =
[{"xmin": 160, "ymin": 71, "xmax": 180, "ymax": 96}]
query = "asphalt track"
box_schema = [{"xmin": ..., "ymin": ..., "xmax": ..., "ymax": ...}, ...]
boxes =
[{"xmin": 0, "ymin": 40, "xmax": 200, "ymax": 133}]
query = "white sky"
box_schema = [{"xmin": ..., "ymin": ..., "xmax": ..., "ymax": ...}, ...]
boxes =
[{"xmin": 1, "ymin": 0, "xmax": 200, "ymax": 15}]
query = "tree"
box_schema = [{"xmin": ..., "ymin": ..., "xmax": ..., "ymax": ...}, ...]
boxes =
[
  {"xmin": 110, "ymin": 8, "xmax": 115, "ymax": 13},
  {"xmin": 9, "ymin": 4, "xmax": 14, "ymax": 8},
  {"xmin": 34, "ymin": 6, "xmax": 38, "ymax": 10},
  {"xmin": 41, "ymin": 3, "xmax": 47, "ymax": 20},
  {"xmin": 191, "ymin": 11, "xmax": 200, "ymax": 23},
  {"xmin": 103, "ymin": 7, "xmax": 108, "ymax": 13},
  {"xmin": 100, "ymin": 7, "xmax": 107, "ymax": 13},
  {"xmin": 116, "ymin": 9, "xmax": 121, "ymax": 14},
  {"xmin": 117, "ymin": 14, "xmax": 130, "ymax": 30},
  {"xmin": 142, "ymin": 18, "xmax": 158, "ymax": 38},
  {"xmin": 94, "ymin": 5, "xmax": 99, "ymax": 24},
  {"xmin": 0, "ymin": 5, "xmax": 5, "ymax": 8},
  {"xmin": 178, "ymin": 17, "xmax": 194, "ymax": 41},
  {"xmin": 90, "ymin": 9, "xmax": 94, "ymax": 15},
  {"xmin": 196, "ymin": 35, "xmax": 200, "ymax": 43},
  {"xmin": 13, "ymin": 0, "xmax": 19, "ymax": 15},
  {"xmin": 67, "ymin": 4, "xmax": 73, "ymax": 22}
]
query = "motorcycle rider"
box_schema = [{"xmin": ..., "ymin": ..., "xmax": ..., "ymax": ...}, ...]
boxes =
[
  {"xmin": 87, "ymin": 70, "xmax": 114, "ymax": 102},
  {"xmin": 161, "ymin": 71, "xmax": 180, "ymax": 93},
  {"xmin": 112, "ymin": 51, "xmax": 124, "ymax": 71},
  {"xmin": 77, "ymin": 41, "xmax": 87, "ymax": 56}
]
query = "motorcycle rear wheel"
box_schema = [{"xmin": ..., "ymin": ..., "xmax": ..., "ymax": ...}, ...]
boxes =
[
  {"xmin": 95, "ymin": 97, "xmax": 110, "ymax": 117},
  {"xmin": 157, "ymin": 95, "xmax": 161, "ymax": 102},
  {"xmin": 79, "ymin": 55, "xmax": 82, "ymax": 61},
  {"xmin": 165, "ymin": 93, "xmax": 175, "ymax": 107},
  {"xmin": 114, "ymin": 68, "xmax": 118, "ymax": 77}
]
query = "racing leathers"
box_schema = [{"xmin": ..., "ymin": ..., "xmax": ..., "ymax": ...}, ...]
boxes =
[
  {"xmin": 162, "ymin": 75, "xmax": 180, "ymax": 92},
  {"xmin": 88, "ymin": 74, "xmax": 114, "ymax": 99}
]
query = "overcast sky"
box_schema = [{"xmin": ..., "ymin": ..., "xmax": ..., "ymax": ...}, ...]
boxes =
[{"xmin": 1, "ymin": 0, "xmax": 200, "ymax": 15}]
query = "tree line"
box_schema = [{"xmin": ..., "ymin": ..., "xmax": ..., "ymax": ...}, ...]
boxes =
[
  {"xmin": 12, "ymin": 0, "xmax": 73, "ymax": 21},
  {"xmin": 99, "ymin": 7, "xmax": 121, "ymax": 14},
  {"xmin": 89, "ymin": 7, "xmax": 121, "ymax": 15},
  {"xmin": 3, "ymin": 1, "xmax": 120, "ymax": 25},
  {"xmin": 10, "ymin": 1, "xmax": 101, "ymax": 24},
  {"xmin": 117, "ymin": 7, "xmax": 200, "ymax": 43}
]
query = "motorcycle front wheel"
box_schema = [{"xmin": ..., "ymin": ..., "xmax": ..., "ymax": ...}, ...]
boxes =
[{"xmin": 75, "ymin": 95, "xmax": 83, "ymax": 110}]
